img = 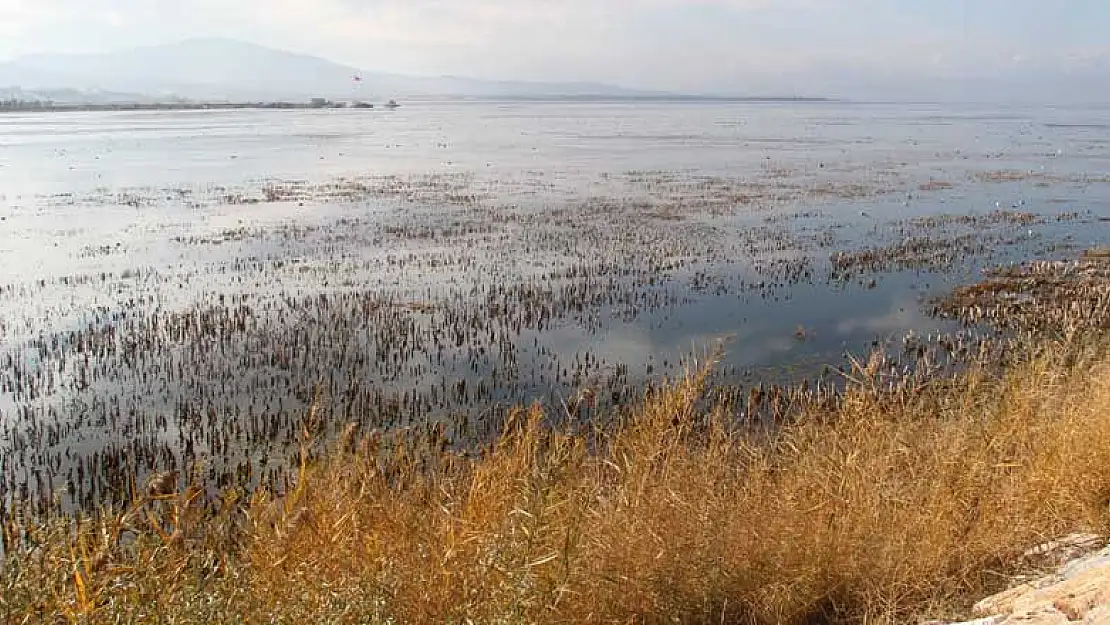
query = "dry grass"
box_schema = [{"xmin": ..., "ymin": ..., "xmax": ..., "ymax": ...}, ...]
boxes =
[{"xmin": 6, "ymin": 337, "xmax": 1110, "ymax": 624}]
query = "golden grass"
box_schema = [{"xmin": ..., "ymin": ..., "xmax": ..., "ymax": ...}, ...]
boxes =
[{"xmin": 6, "ymin": 338, "xmax": 1110, "ymax": 624}]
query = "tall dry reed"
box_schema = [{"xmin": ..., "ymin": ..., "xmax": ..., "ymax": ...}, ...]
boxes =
[{"xmin": 5, "ymin": 338, "xmax": 1110, "ymax": 623}]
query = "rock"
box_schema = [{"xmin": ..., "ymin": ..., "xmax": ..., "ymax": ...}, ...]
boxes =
[
  {"xmin": 1020, "ymin": 562, "xmax": 1110, "ymax": 618},
  {"xmin": 997, "ymin": 606, "xmax": 1070, "ymax": 624},
  {"xmin": 976, "ymin": 584, "xmax": 1053, "ymax": 617},
  {"xmin": 1082, "ymin": 604, "xmax": 1110, "ymax": 624},
  {"xmin": 962, "ymin": 535, "xmax": 1110, "ymax": 625},
  {"xmin": 1062, "ymin": 547, "xmax": 1110, "ymax": 580},
  {"xmin": 1025, "ymin": 534, "xmax": 1104, "ymax": 570},
  {"xmin": 974, "ymin": 559, "xmax": 1110, "ymax": 623}
]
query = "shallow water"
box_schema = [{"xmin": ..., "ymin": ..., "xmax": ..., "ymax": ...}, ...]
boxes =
[{"xmin": 2, "ymin": 100, "xmax": 1109, "ymax": 511}]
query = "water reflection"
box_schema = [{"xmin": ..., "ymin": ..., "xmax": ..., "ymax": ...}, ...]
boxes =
[{"xmin": 2, "ymin": 101, "xmax": 1109, "ymax": 513}]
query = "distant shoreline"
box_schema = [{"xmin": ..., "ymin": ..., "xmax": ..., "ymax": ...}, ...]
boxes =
[
  {"xmin": 0, "ymin": 100, "xmax": 381, "ymax": 113},
  {"xmin": 0, "ymin": 95, "xmax": 834, "ymax": 114},
  {"xmin": 482, "ymin": 95, "xmax": 835, "ymax": 103}
]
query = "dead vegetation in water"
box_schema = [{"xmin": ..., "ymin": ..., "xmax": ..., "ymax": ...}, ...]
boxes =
[
  {"xmin": 975, "ymin": 170, "xmax": 1051, "ymax": 183},
  {"xmin": 907, "ymin": 209, "xmax": 1046, "ymax": 229},
  {"xmin": 41, "ymin": 173, "xmax": 501, "ymax": 211},
  {"xmin": 935, "ymin": 252, "xmax": 1110, "ymax": 333},
  {"xmin": 973, "ymin": 170, "xmax": 1110, "ymax": 185},
  {"xmin": 36, "ymin": 166, "xmax": 910, "ymax": 228},
  {"xmin": 918, "ymin": 180, "xmax": 955, "ymax": 192},
  {"xmin": 584, "ymin": 172, "xmax": 892, "ymax": 219},
  {"xmin": 9, "ymin": 164, "xmax": 1105, "ymax": 515},
  {"xmin": 828, "ymin": 210, "xmax": 1087, "ymax": 278},
  {"xmin": 5, "ymin": 337, "xmax": 1110, "ymax": 623},
  {"xmin": 830, "ymin": 232, "xmax": 998, "ymax": 274}
]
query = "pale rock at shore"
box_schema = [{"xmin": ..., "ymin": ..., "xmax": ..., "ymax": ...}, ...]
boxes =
[
  {"xmin": 997, "ymin": 606, "xmax": 1071, "ymax": 624},
  {"xmin": 1082, "ymin": 605, "xmax": 1110, "ymax": 624},
  {"xmin": 945, "ymin": 534, "xmax": 1110, "ymax": 625}
]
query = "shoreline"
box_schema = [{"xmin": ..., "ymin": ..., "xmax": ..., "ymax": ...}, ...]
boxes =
[
  {"xmin": 0, "ymin": 95, "xmax": 841, "ymax": 114},
  {"xmin": 3, "ymin": 100, "xmax": 1110, "ymax": 621},
  {"xmin": 0, "ymin": 100, "xmax": 392, "ymax": 113},
  {"xmin": 3, "ymin": 252, "xmax": 1109, "ymax": 621}
]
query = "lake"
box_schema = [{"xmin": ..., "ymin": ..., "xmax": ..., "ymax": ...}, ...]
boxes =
[{"xmin": 2, "ymin": 100, "xmax": 1109, "ymax": 511}]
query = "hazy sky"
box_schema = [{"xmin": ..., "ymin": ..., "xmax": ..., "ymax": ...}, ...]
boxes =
[{"xmin": 1, "ymin": 0, "xmax": 1107, "ymax": 92}]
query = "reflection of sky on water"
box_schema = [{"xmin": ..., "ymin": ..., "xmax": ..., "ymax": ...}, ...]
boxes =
[
  {"xmin": 3, "ymin": 100, "xmax": 1110, "ymax": 510},
  {"xmin": 549, "ymin": 272, "xmax": 958, "ymax": 379}
]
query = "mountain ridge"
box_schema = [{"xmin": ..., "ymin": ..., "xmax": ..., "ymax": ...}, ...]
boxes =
[
  {"xmin": 0, "ymin": 38, "xmax": 667, "ymax": 102},
  {"xmin": 5, "ymin": 37, "xmax": 1107, "ymax": 105}
]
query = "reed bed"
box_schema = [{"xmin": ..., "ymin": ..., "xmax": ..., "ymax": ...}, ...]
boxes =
[{"xmin": 5, "ymin": 331, "xmax": 1110, "ymax": 624}]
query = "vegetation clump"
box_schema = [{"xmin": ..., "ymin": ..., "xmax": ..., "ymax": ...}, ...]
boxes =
[{"xmin": 5, "ymin": 328, "xmax": 1110, "ymax": 623}]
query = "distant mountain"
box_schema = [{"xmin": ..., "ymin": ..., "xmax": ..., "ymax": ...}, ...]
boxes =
[
  {"xmin": 0, "ymin": 38, "xmax": 662, "ymax": 102},
  {"xmin": 7, "ymin": 37, "xmax": 1102, "ymax": 105},
  {"xmin": 0, "ymin": 85, "xmax": 166, "ymax": 105}
]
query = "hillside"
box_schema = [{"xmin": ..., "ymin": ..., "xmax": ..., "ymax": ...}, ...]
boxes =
[{"xmin": 0, "ymin": 38, "xmax": 661, "ymax": 102}]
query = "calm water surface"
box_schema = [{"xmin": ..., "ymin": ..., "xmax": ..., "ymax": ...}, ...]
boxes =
[{"xmin": 2, "ymin": 100, "xmax": 1109, "ymax": 509}]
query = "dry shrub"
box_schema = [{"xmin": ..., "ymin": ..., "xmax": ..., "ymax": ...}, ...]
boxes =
[{"xmin": 5, "ymin": 339, "xmax": 1110, "ymax": 623}]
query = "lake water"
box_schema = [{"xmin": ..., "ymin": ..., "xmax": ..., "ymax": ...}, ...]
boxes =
[
  {"xmin": 4, "ymin": 100, "xmax": 1109, "ymax": 197},
  {"xmin": 2, "ymin": 100, "xmax": 1109, "ymax": 510}
]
